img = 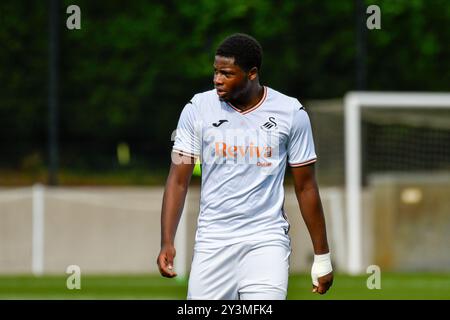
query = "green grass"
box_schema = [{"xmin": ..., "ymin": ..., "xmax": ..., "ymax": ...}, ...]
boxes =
[
  {"xmin": 0, "ymin": 273, "xmax": 449, "ymax": 300},
  {"xmin": 288, "ymin": 273, "xmax": 450, "ymax": 300}
]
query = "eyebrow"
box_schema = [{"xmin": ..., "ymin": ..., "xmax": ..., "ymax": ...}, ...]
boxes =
[{"xmin": 213, "ymin": 65, "xmax": 234, "ymax": 71}]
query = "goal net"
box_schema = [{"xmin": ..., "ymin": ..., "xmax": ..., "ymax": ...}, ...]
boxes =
[
  {"xmin": 344, "ymin": 92, "xmax": 450, "ymax": 274},
  {"xmin": 305, "ymin": 92, "xmax": 450, "ymax": 274}
]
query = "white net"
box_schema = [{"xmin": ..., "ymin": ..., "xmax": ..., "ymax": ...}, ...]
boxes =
[
  {"xmin": 362, "ymin": 108, "xmax": 450, "ymax": 175},
  {"xmin": 308, "ymin": 94, "xmax": 450, "ymax": 273},
  {"xmin": 307, "ymin": 101, "xmax": 450, "ymax": 187}
]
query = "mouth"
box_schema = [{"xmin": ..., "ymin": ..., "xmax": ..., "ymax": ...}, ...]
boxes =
[{"xmin": 215, "ymin": 88, "xmax": 227, "ymax": 97}]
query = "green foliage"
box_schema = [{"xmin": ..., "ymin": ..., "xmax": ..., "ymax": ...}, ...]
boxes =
[{"xmin": 0, "ymin": 0, "xmax": 449, "ymax": 178}]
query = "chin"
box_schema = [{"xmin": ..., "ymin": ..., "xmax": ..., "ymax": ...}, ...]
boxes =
[{"xmin": 217, "ymin": 92, "xmax": 229, "ymax": 101}]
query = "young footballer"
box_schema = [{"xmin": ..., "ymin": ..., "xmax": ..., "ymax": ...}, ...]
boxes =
[{"xmin": 157, "ymin": 33, "xmax": 333, "ymax": 299}]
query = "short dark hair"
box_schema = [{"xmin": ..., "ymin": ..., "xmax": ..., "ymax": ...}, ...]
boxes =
[{"xmin": 216, "ymin": 33, "xmax": 263, "ymax": 72}]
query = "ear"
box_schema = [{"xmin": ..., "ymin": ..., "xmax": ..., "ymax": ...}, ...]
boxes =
[{"xmin": 248, "ymin": 67, "xmax": 258, "ymax": 81}]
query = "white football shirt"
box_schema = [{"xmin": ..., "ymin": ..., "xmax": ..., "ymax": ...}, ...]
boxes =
[{"xmin": 173, "ymin": 86, "xmax": 317, "ymax": 248}]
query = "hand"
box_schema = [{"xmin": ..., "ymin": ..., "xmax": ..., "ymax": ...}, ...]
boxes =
[
  {"xmin": 312, "ymin": 271, "xmax": 333, "ymax": 295},
  {"xmin": 157, "ymin": 245, "xmax": 177, "ymax": 278}
]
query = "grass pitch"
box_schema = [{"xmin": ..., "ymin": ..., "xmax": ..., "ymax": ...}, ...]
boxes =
[{"xmin": 0, "ymin": 273, "xmax": 448, "ymax": 300}]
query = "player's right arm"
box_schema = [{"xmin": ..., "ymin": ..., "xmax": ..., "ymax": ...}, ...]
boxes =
[
  {"xmin": 157, "ymin": 153, "xmax": 195, "ymax": 278},
  {"xmin": 158, "ymin": 98, "xmax": 200, "ymax": 277}
]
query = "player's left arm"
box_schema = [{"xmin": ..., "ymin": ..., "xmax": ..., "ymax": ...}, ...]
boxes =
[{"xmin": 291, "ymin": 163, "xmax": 333, "ymax": 294}]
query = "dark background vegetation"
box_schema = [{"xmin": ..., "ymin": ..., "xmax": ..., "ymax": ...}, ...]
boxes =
[{"xmin": 1, "ymin": 0, "xmax": 449, "ymax": 185}]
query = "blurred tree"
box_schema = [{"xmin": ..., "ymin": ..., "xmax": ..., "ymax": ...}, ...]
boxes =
[
  {"xmin": 0, "ymin": 2, "xmax": 48, "ymax": 168},
  {"xmin": 0, "ymin": 0, "xmax": 448, "ymax": 177}
]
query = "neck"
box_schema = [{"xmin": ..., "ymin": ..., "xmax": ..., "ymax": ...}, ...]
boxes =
[{"xmin": 230, "ymin": 84, "xmax": 264, "ymax": 112}]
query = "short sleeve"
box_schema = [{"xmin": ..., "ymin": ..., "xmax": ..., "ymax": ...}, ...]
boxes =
[
  {"xmin": 172, "ymin": 101, "xmax": 201, "ymax": 158},
  {"xmin": 287, "ymin": 104, "xmax": 317, "ymax": 167}
]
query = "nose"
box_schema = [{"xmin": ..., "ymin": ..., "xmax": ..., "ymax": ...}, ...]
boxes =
[{"xmin": 213, "ymin": 73, "xmax": 223, "ymax": 86}]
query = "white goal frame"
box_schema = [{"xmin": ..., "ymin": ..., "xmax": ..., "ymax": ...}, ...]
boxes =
[{"xmin": 344, "ymin": 91, "xmax": 450, "ymax": 274}]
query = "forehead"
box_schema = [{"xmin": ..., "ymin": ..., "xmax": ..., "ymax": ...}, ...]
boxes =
[{"xmin": 214, "ymin": 55, "xmax": 240, "ymax": 70}]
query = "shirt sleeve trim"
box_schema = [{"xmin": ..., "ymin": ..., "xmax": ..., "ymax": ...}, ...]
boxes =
[
  {"xmin": 288, "ymin": 158, "xmax": 317, "ymax": 167},
  {"xmin": 172, "ymin": 148, "xmax": 199, "ymax": 159}
]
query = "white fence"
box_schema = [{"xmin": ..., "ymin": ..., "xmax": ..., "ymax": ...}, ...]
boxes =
[{"xmin": 0, "ymin": 185, "xmax": 352, "ymax": 276}]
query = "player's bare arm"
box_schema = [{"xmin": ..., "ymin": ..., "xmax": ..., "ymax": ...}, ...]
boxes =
[
  {"xmin": 291, "ymin": 163, "xmax": 334, "ymax": 294},
  {"xmin": 157, "ymin": 153, "xmax": 195, "ymax": 278}
]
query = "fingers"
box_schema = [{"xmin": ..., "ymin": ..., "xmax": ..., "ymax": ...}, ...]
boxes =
[
  {"xmin": 312, "ymin": 283, "xmax": 328, "ymax": 294},
  {"xmin": 312, "ymin": 272, "xmax": 333, "ymax": 295},
  {"xmin": 157, "ymin": 252, "xmax": 177, "ymax": 278},
  {"xmin": 158, "ymin": 258, "xmax": 177, "ymax": 278},
  {"xmin": 317, "ymin": 282, "xmax": 329, "ymax": 294},
  {"xmin": 312, "ymin": 284, "xmax": 327, "ymax": 294}
]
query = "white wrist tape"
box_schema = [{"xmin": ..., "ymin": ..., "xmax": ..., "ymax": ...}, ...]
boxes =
[{"xmin": 311, "ymin": 252, "xmax": 333, "ymax": 286}]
